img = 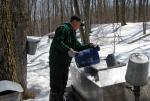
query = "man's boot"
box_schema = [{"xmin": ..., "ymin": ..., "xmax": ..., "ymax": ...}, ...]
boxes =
[{"xmin": 49, "ymin": 92, "xmax": 59, "ymax": 101}]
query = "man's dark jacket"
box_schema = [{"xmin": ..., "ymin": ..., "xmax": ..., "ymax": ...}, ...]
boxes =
[{"xmin": 49, "ymin": 23, "xmax": 91, "ymax": 66}]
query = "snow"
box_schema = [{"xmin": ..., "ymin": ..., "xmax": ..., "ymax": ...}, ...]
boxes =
[
  {"xmin": 25, "ymin": 22, "xmax": 150, "ymax": 101},
  {"xmin": 25, "ymin": 36, "xmax": 50, "ymax": 101}
]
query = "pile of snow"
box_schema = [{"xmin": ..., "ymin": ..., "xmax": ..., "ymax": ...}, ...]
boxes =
[{"xmin": 25, "ymin": 22, "xmax": 150, "ymax": 101}]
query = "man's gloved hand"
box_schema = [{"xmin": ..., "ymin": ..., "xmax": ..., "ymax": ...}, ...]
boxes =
[
  {"xmin": 89, "ymin": 43, "xmax": 100, "ymax": 51},
  {"xmin": 89, "ymin": 43, "xmax": 97, "ymax": 48},
  {"xmin": 68, "ymin": 48, "xmax": 78, "ymax": 57}
]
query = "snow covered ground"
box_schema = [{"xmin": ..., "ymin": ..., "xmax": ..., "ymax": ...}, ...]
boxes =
[{"xmin": 25, "ymin": 22, "xmax": 150, "ymax": 101}]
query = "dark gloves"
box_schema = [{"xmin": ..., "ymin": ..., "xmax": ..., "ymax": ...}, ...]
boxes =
[{"xmin": 89, "ymin": 43, "xmax": 100, "ymax": 51}]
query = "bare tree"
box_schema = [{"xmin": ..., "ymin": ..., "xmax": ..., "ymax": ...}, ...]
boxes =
[
  {"xmin": 70, "ymin": 0, "xmax": 74, "ymax": 16},
  {"xmin": 73, "ymin": 0, "xmax": 88, "ymax": 44},
  {"xmin": 0, "ymin": 0, "xmax": 18, "ymax": 82},
  {"xmin": 12, "ymin": 0, "xmax": 28, "ymax": 96},
  {"xmin": 115, "ymin": 0, "xmax": 119, "ymax": 22},
  {"xmin": 83, "ymin": 0, "xmax": 90, "ymax": 44},
  {"xmin": 0, "ymin": 0, "xmax": 28, "ymax": 99},
  {"xmin": 60, "ymin": 0, "xmax": 64, "ymax": 24},
  {"xmin": 146, "ymin": 0, "xmax": 149, "ymax": 21},
  {"xmin": 33, "ymin": 0, "xmax": 37, "ymax": 35},
  {"xmin": 138, "ymin": 0, "xmax": 143, "ymax": 21},
  {"xmin": 47, "ymin": 0, "xmax": 51, "ymax": 32},
  {"xmin": 23, "ymin": 0, "xmax": 150, "ymax": 36},
  {"xmin": 143, "ymin": 0, "xmax": 147, "ymax": 34},
  {"xmin": 121, "ymin": 0, "xmax": 126, "ymax": 26},
  {"xmin": 133, "ymin": 0, "xmax": 137, "ymax": 21},
  {"xmin": 27, "ymin": 0, "xmax": 34, "ymax": 35}
]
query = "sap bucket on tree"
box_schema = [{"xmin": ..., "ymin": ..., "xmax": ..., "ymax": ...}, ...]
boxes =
[
  {"xmin": 106, "ymin": 54, "xmax": 117, "ymax": 67},
  {"xmin": 75, "ymin": 46, "xmax": 100, "ymax": 67},
  {"xmin": 125, "ymin": 53, "xmax": 149, "ymax": 86},
  {"xmin": 26, "ymin": 36, "xmax": 41, "ymax": 55},
  {"xmin": 0, "ymin": 80, "xmax": 23, "ymax": 101}
]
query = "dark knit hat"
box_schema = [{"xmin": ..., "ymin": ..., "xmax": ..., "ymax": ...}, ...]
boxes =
[{"xmin": 70, "ymin": 16, "xmax": 84, "ymax": 26}]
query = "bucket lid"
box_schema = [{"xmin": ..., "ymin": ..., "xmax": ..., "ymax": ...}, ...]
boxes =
[
  {"xmin": 129, "ymin": 53, "xmax": 149, "ymax": 64},
  {"xmin": 0, "ymin": 80, "xmax": 23, "ymax": 93},
  {"xmin": 27, "ymin": 36, "xmax": 41, "ymax": 43}
]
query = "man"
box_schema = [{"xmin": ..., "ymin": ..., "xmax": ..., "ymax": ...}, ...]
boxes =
[{"xmin": 49, "ymin": 16, "xmax": 96, "ymax": 101}]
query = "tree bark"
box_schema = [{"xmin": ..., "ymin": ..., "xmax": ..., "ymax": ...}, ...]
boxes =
[
  {"xmin": 83, "ymin": 0, "xmax": 90, "ymax": 44},
  {"xmin": 133, "ymin": 0, "xmax": 136, "ymax": 22},
  {"xmin": 33, "ymin": 0, "xmax": 37, "ymax": 35},
  {"xmin": 27, "ymin": 0, "xmax": 34, "ymax": 35},
  {"xmin": 0, "ymin": 0, "xmax": 18, "ymax": 82},
  {"xmin": 138, "ymin": 0, "xmax": 143, "ymax": 21},
  {"xmin": 70, "ymin": 0, "xmax": 74, "ymax": 16},
  {"xmin": 115, "ymin": 0, "xmax": 119, "ymax": 22},
  {"xmin": 47, "ymin": 0, "xmax": 51, "ymax": 32},
  {"xmin": 121, "ymin": 0, "xmax": 126, "ymax": 26},
  {"xmin": 12, "ymin": 0, "xmax": 28, "ymax": 94},
  {"xmin": 0, "ymin": 0, "xmax": 28, "ymax": 96},
  {"xmin": 73, "ymin": 0, "xmax": 88, "ymax": 44},
  {"xmin": 60, "ymin": 0, "xmax": 64, "ymax": 24},
  {"xmin": 143, "ymin": 0, "xmax": 147, "ymax": 34},
  {"xmin": 146, "ymin": 0, "xmax": 149, "ymax": 21}
]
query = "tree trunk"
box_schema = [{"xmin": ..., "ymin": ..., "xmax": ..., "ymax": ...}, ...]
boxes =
[
  {"xmin": 90, "ymin": 0, "xmax": 94, "ymax": 29},
  {"xmin": 143, "ymin": 0, "xmax": 147, "ymax": 34},
  {"xmin": 52, "ymin": 0, "xmax": 55, "ymax": 31},
  {"xmin": 146, "ymin": 0, "xmax": 149, "ymax": 21},
  {"xmin": 73, "ymin": 0, "xmax": 88, "ymax": 44},
  {"xmin": 83, "ymin": 0, "xmax": 90, "ymax": 44},
  {"xmin": 48, "ymin": 0, "xmax": 51, "ymax": 32},
  {"xmin": 121, "ymin": 0, "xmax": 126, "ymax": 26},
  {"xmin": 138, "ymin": 0, "xmax": 143, "ymax": 21},
  {"xmin": 73, "ymin": 0, "xmax": 80, "ymax": 16},
  {"xmin": 60, "ymin": 0, "xmax": 64, "ymax": 24},
  {"xmin": 0, "ymin": 0, "xmax": 28, "ymax": 96},
  {"xmin": 27, "ymin": 0, "xmax": 34, "ymax": 35},
  {"xmin": 103, "ymin": 0, "xmax": 107, "ymax": 22},
  {"xmin": 70, "ymin": 0, "xmax": 74, "ymax": 16},
  {"xmin": 33, "ymin": 0, "xmax": 37, "ymax": 35},
  {"xmin": 133, "ymin": 0, "xmax": 136, "ymax": 22},
  {"xmin": 115, "ymin": 0, "xmax": 119, "ymax": 22},
  {"xmin": 97, "ymin": 0, "xmax": 102, "ymax": 23},
  {"xmin": 12, "ymin": 0, "xmax": 28, "ymax": 94},
  {"xmin": 40, "ymin": 0, "xmax": 44, "ymax": 35},
  {"xmin": 0, "ymin": 0, "xmax": 18, "ymax": 82}
]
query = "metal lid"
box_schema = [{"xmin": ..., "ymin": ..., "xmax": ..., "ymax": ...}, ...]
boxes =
[
  {"xmin": 129, "ymin": 53, "xmax": 149, "ymax": 64},
  {"xmin": 0, "ymin": 80, "xmax": 23, "ymax": 93},
  {"xmin": 27, "ymin": 36, "xmax": 41, "ymax": 43}
]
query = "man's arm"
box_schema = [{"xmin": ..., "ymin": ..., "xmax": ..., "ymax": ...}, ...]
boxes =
[
  {"xmin": 75, "ymin": 40, "xmax": 91, "ymax": 51},
  {"xmin": 52, "ymin": 26, "xmax": 70, "ymax": 53}
]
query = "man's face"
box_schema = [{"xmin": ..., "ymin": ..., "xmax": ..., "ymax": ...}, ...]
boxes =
[{"xmin": 71, "ymin": 20, "xmax": 81, "ymax": 30}]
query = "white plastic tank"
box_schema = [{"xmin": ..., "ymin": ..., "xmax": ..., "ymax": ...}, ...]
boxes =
[{"xmin": 125, "ymin": 53, "xmax": 149, "ymax": 86}]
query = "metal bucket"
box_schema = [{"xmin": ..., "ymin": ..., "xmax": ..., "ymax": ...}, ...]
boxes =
[
  {"xmin": 0, "ymin": 91, "xmax": 21, "ymax": 101},
  {"xmin": 27, "ymin": 36, "xmax": 41, "ymax": 55},
  {"xmin": 0, "ymin": 80, "xmax": 23, "ymax": 101},
  {"xmin": 106, "ymin": 54, "xmax": 117, "ymax": 67},
  {"xmin": 125, "ymin": 53, "xmax": 149, "ymax": 86}
]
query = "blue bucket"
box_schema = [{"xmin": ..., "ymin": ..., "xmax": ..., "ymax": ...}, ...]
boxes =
[{"xmin": 75, "ymin": 47, "xmax": 100, "ymax": 67}]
